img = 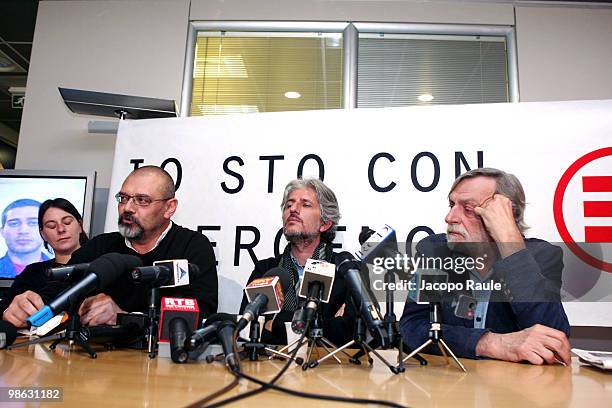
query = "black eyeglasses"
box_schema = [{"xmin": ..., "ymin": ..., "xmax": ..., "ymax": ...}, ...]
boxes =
[{"xmin": 114, "ymin": 193, "xmax": 172, "ymax": 207}]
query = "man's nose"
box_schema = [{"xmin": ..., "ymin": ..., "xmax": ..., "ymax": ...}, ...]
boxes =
[{"xmin": 445, "ymin": 206, "xmax": 460, "ymax": 224}]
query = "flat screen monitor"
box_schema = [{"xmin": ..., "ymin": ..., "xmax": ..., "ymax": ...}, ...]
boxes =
[{"xmin": 0, "ymin": 169, "xmax": 96, "ymax": 283}]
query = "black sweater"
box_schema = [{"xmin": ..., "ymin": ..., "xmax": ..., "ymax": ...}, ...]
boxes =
[
  {"xmin": 0, "ymin": 259, "xmax": 58, "ymax": 313},
  {"xmin": 41, "ymin": 223, "xmax": 218, "ymax": 317}
]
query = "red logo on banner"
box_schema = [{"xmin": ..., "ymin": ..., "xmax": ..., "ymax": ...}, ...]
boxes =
[{"xmin": 553, "ymin": 147, "xmax": 612, "ymax": 273}]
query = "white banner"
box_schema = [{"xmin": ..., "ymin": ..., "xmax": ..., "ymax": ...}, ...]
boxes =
[{"xmin": 106, "ymin": 100, "xmax": 612, "ymax": 325}]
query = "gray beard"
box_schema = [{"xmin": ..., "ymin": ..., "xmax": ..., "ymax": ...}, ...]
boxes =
[{"xmin": 118, "ymin": 222, "xmax": 144, "ymax": 240}]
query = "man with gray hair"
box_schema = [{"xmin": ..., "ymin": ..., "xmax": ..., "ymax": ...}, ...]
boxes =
[
  {"xmin": 400, "ymin": 168, "xmax": 571, "ymax": 365},
  {"xmin": 239, "ymin": 177, "xmax": 354, "ymax": 345}
]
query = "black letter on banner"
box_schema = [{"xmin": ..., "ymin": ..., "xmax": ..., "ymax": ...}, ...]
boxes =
[
  {"xmin": 235, "ymin": 226, "xmax": 260, "ymax": 266},
  {"xmin": 198, "ymin": 226, "xmax": 221, "ymax": 266},
  {"xmin": 368, "ymin": 152, "xmax": 397, "ymax": 192},
  {"xmin": 332, "ymin": 226, "xmax": 346, "ymax": 250},
  {"xmin": 411, "ymin": 152, "xmax": 440, "ymax": 192},
  {"xmin": 404, "ymin": 226, "xmax": 434, "ymax": 258},
  {"xmin": 454, "ymin": 151, "xmax": 484, "ymax": 178},
  {"xmin": 260, "ymin": 155, "xmax": 284, "ymax": 193},
  {"xmin": 130, "ymin": 159, "xmax": 145, "ymax": 170},
  {"xmin": 221, "ymin": 156, "xmax": 245, "ymax": 194},
  {"xmin": 297, "ymin": 154, "xmax": 324, "ymax": 180},
  {"xmin": 161, "ymin": 158, "xmax": 182, "ymax": 191},
  {"xmin": 274, "ymin": 228, "xmax": 284, "ymax": 258}
]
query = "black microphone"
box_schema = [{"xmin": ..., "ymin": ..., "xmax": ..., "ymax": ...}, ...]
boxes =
[
  {"xmin": 46, "ymin": 263, "xmax": 90, "ymax": 281},
  {"xmin": 237, "ymin": 267, "xmax": 292, "ymax": 332},
  {"xmin": 81, "ymin": 322, "xmax": 144, "ymax": 345},
  {"xmin": 0, "ymin": 321, "xmax": 18, "ymax": 349},
  {"xmin": 169, "ymin": 317, "xmax": 190, "ymax": 364},
  {"xmin": 336, "ymin": 253, "xmax": 390, "ymax": 349},
  {"xmin": 187, "ymin": 313, "xmax": 236, "ymax": 351},
  {"xmin": 291, "ymin": 280, "xmax": 321, "ymax": 334},
  {"xmin": 130, "ymin": 261, "xmax": 200, "ymax": 288},
  {"xmin": 217, "ymin": 319, "xmax": 239, "ymax": 372},
  {"xmin": 27, "ymin": 253, "xmax": 143, "ymax": 327}
]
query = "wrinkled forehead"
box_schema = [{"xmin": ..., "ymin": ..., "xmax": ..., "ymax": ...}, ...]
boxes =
[
  {"xmin": 449, "ymin": 176, "xmax": 496, "ymax": 203},
  {"xmin": 120, "ymin": 172, "xmax": 163, "ymax": 196}
]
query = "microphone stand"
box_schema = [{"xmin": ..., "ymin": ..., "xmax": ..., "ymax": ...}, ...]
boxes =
[
  {"xmin": 146, "ymin": 287, "xmax": 159, "ymax": 358},
  {"xmin": 309, "ymin": 298, "xmax": 400, "ymax": 374},
  {"xmin": 276, "ymin": 306, "xmax": 351, "ymax": 371},
  {"xmin": 349, "ymin": 269, "xmax": 428, "ymax": 369},
  {"xmin": 241, "ymin": 311, "xmax": 304, "ymax": 365},
  {"xmin": 399, "ymin": 302, "xmax": 466, "ymax": 372}
]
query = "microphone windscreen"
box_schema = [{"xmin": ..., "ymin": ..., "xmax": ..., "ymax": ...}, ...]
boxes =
[
  {"xmin": 358, "ymin": 227, "xmax": 375, "ymax": 245},
  {"xmin": 89, "ymin": 253, "xmax": 143, "ymax": 288},
  {"xmin": 263, "ymin": 266, "xmax": 292, "ymax": 292},
  {"xmin": 335, "ymin": 252, "xmax": 361, "ymax": 276},
  {"xmin": 0, "ymin": 320, "xmax": 18, "ymax": 349}
]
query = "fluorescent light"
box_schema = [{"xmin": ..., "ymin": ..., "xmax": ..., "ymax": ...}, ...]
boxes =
[
  {"xmin": 284, "ymin": 91, "xmax": 301, "ymax": 99},
  {"xmin": 418, "ymin": 93, "xmax": 434, "ymax": 102}
]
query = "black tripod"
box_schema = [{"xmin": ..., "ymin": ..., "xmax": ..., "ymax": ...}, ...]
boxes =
[
  {"xmin": 309, "ymin": 313, "xmax": 400, "ymax": 374},
  {"xmin": 241, "ymin": 313, "xmax": 304, "ymax": 365},
  {"xmin": 9, "ymin": 312, "xmax": 98, "ymax": 358},
  {"xmin": 349, "ymin": 269, "xmax": 427, "ymax": 369},
  {"xmin": 277, "ymin": 308, "xmax": 351, "ymax": 371},
  {"xmin": 400, "ymin": 302, "xmax": 466, "ymax": 372}
]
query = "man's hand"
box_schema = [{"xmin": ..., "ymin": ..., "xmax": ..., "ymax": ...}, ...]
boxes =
[
  {"xmin": 78, "ymin": 293, "xmax": 124, "ymax": 326},
  {"xmin": 476, "ymin": 324, "xmax": 571, "ymax": 365},
  {"xmin": 2, "ymin": 291, "xmax": 44, "ymax": 328},
  {"xmin": 474, "ymin": 194, "xmax": 525, "ymax": 257}
]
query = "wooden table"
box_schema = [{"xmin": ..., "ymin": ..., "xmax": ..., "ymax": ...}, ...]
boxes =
[{"xmin": 1, "ymin": 341, "xmax": 611, "ymax": 407}]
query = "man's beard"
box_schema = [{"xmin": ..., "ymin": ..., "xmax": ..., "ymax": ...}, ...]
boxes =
[
  {"xmin": 283, "ymin": 228, "xmax": 319, "ymax": 246},
  {"xmin": 446, "ymin": 225, "xmax": 490, "ymax": 257},
  {"xmin": 118, "ymin": 213, "xmax": 144, "ymax": 240}
]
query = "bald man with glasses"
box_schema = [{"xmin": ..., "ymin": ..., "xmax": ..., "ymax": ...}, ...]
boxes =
[{"xmin": 3, "ymin": 166, "xmax": 218, "ymax": 328}]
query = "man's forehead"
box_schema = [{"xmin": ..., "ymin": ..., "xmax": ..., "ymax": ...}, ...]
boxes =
[
  {"xmin": 449, "ymin": 176, "xmax": 496, "ymax": 201},
  {"xmin": 121, "ymin": 173, "xmax": 162, "ymax": 194},
  {"xmin": 6, "ymin": 206, "xmax": 39, "ymax": 218},
  {"xmin": 288, "ymin": 187, "xmax": 318, "ymax": 202}
]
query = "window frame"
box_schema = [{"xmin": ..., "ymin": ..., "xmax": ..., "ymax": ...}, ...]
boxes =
[{"xmin": 180, "ymin": 21, "xmax": 518, "ymax": 117}]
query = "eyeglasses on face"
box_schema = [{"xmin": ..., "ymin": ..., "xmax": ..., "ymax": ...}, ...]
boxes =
[{"xmin": 114, "ymin": 193, "xmax": 172, "ymax": 207}]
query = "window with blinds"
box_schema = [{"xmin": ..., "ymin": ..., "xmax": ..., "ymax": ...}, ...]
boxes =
[
  {"xmin": 190, "ymin": 33, "xmax": 343, "ymax": 116},
  {"xmin": 358, "ymin": 34, "xmax": 508, "ymax": 108}
]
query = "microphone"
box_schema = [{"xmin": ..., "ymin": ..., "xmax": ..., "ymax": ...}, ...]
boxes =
[
  {"xmin": 169, "ymin": 317, "xmax": 190, "ymax": 364},
  {"xmin": 186, "ymin": 313, "xmax": 236, "ymax": 351},
  {"xmin": 412, "ymin": 268, "xmax": 476, "ymax": 320},
  {"xmin": 27, "ymin": 253, "xmax": 142, "ymax": 327},
  {"xmin": 130, "ymin": 260, "xmax": 200, "ymax": 288},
  {"xmin": 237, "ymin": 267, "xmax": 291, "ymax": 332},
  {"xmin": 46, "ymin": 263, "xmax": 90, "ymax": 281},
  {"xmin": 81, "ymin": 322, "xmax": 144, "ymax": 345},
  {"xmin": 336, "ymin": 253, "xmax": 390, "ymax": 349},
  {"xmin": 291, "ymin": 259, "xmax": 336, "ymax": 334},
  {"xmin": 158, "ymin": 297, "xmax": 200, "ymax": 363},
  {"xmin": 355, "ymin": 225, "xmax": 412, "ymax": 280},
  {"xmin": 0, "ymin": 321, "xmax": 18, "ymax": 349},
  {"xmin": 217, "ymin": 319, "xmax": 239, "ymax": 372}
]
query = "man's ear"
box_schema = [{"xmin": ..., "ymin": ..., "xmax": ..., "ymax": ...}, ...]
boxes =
[
  {"xmin": 164, "ymin": 198, "xmax": 178, "ymax": 220},
  {"xmin": 319, "ymin": 219, "xmax": 333, "ymax": 233}
]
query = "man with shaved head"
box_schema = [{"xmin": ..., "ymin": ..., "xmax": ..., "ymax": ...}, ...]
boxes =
[{"xmin": 3, "ymin": 166, "xmax": 218, "ymax": 328}]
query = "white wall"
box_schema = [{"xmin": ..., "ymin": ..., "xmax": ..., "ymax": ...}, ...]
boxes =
[
  {"xmin": 16, "ymin": 0, "xmax": 190, "ymax": 188},
  {"xmin": 515, "ymin": 6, "xmax": 612, "ymax": 102}
]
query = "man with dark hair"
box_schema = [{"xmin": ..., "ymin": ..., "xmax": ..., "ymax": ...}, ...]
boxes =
[
  {"xmin": 400, "ymin": 168, "xmax": 571, "ymax": 365},
  {"xmin": 240, "ymin": 178, "xmax": 354, "ymax": 345},
  {"xmin": 3, "ymin": 166, "xmax": 218, "ymax": 327},
  {"xmin": 0, "ymin": 198, "xmax": 49, "ymax": 278}
]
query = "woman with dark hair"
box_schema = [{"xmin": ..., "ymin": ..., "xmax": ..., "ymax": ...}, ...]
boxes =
[{"xmin": 0, "ymin": 198, "xmax": 88, "ymax": 327}]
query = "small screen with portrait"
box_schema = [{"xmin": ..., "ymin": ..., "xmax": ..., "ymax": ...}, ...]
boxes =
[{"xmin": 0, "ymin": 170, "xmax": 95, "ymax": 279}]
